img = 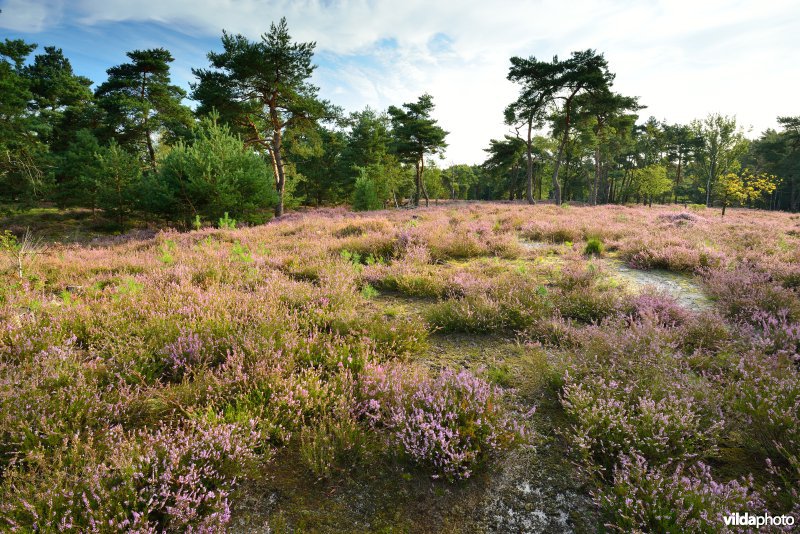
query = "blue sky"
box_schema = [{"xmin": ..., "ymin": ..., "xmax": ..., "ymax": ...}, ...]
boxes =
[{"xmin": 2, "ymin": 0, "xmax": 799, "ymax": 163}]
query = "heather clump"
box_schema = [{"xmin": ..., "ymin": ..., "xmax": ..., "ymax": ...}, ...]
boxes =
[
  {"xmin": 704, "ymin": 266, "xmax": 800, "ymax": 322},
  {"xmin": 630, "ymin": 292, "xmax": 691, "ymax": 328},
  {"xmin": 562, "ymin": 377, "xmax": 720, "ymax": 471},
  {"xmin": 426, "ymin": 278, "xmax": 552, "ymax": 333},
  {"xmin": 363, "ymin": 258, "xmax": 447, "ymax": 298},
  {"xmin": 622, "ymin": 238, "xmax": 722, "ymax": 272},
  {"xmin": 0, "ymin": 419, "xmax": 261, "ymax": 532},
  {"xmin": 597, "ymin": 453, "xmax": 764, "ymax": 533},
  {"xmin": 358, "ymin": 362, "xmax": 527, "ymax": 479},
  {"xmin": 724, "ymin": 352, "xmax": 800, "ymax": 470},
  {"xmin": 559, "ymin": 319, "xmax": 723, "ymax": 472}
]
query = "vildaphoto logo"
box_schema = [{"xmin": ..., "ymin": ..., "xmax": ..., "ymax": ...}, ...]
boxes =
[{"xmin": 723, "ymin": 512, "xmax": 795, "ymax": 528}]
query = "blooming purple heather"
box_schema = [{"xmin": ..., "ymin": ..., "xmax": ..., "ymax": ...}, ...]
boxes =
[{"xmin": 1, "ymin": 203, "xmax": 798, "ymax": 529}]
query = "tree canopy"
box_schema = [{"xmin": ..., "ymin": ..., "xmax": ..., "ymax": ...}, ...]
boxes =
[
  {"xmin": 192, "ymin": 17, "xmax": 338, "ymax": 216},
  {"xmin": 388, "ymin": 94, "xmax": 448, "ymax": 207}
]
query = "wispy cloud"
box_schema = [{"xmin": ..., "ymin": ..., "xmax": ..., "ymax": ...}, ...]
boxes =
[{"xmin": 2, "ymin": 0, "xmax": 798, "ymax": 162}]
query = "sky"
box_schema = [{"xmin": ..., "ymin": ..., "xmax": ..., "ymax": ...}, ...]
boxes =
[{"xmin": 2, "ymin": 0, "xmax": 799, "ymax": 164}]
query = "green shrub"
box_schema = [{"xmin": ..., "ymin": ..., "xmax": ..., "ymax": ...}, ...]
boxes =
[
  {"xmin": 149, "ymin": 115, "xmax": 277, "ymax": 223},
  {"xmin": 360, "ymin": 283, "xmax": 379, "ymax": 299},
  {"xmin": 218, "ymin": 212, "xmax": 236, "ymax": 230},
  {"xmin": 352, "ymin": 174, "xmax": 382, "ymax": 211},
  {"xmin": 299, "ymin": 412, "xmax": 370, "ymax": 479},
  {"xmin": 584, "ymin": 237, "xmax": 604, "ymax": 256},
  {"xmin": 487, "ymin": 364, "xmax": 513, "ymax": 388}
]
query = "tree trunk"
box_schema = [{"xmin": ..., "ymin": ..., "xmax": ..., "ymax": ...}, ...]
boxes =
[
  {"xmin": 591, "ymin": 146, "xmax": 601, "ymax": 205},
  {"xmin": 268, "ymin": 101, "xmax": 287, "ymax": 218},
  {"xmin": 525, "ymin": 120, "xmax": 535, "ymax": 204},
  {"xmin": 705, "ymin": 160, "xmax": 715, "ymax": 207},
  {"xmin": 551, "ymin": 138, "xmax": 565, "ymax": 205},
  {"xmin": 551, "ymin": 92, "xmax": 579, "ymax": 206},
  {"xmin": 420, "ymin": 157, "xmax": 429, "ymax": 207},
  {"xmin": 140, "ymin": 72, "xmax": 156, "ymax": 170},
  {"xmin": 416, "ymin": 164, "xmax": 421, "ymax": 206},
  {"xmin": 271, "ymin": 134, "xmax": 285, "ymax": 218},
  {"xmin": 621, "ymin": 165, "xmax": 632, "ymax": 203},
  {"xmin": 673, "ymin": 155, "xmax": 683, "ymax": 204},
  {"xmin": 536, "ymin": 163, "xmax": 543, "ymax": 200}
]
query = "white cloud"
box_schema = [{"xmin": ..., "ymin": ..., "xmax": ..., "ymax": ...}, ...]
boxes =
[
  {"xmin": 0, "ymin": 0, "xmax": 62, "ymax": 32},
  {"xmin": 4, "ymin": 0, "xmax": 800, "ymax": 162}
]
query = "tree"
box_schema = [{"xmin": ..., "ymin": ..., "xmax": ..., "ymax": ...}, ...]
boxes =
[
  {"xmin": 351, "ymin": 170, "xmax": 381, "ymax": 211},
  {"xmin": 25, "ymin": 47, "xmax": 93, "ymax": 128},
  {"xmin": 631, "ymin": 164, "xmax": 671, "ymax": 205},
  {"xmin": 342, "ymin": 108, "xmax": 393, "ymax": 171},
  {"xmin": 442, "ymin": 163, "xmax": 478, "ymax": 200},
  {"xmin": 95, "ymin": 141, "xmax": 141, "ymax": 227},
  {"xmin": 192, "ymin": 18, "xmax": 337, "ymax": 217},
  {"xmin": 95, "ymin": 48, "xmax": 192, "ymax": 169},
  {"xmin": 423, "ymin": 161, "xmax": 447, "ymax": 201},
  {"xmin": 482, "ymin": 136, "xmax": 527, "ymax": 200},
  {"xmin": 387, "ymin": 94, "xmax": 448, "ymax": 207},
  {"xmin": 147, "ymin": 115, "xmax": 277, "ymax": 224},
  {"xmin": 548, "ymin": 50, "xmax": 614, "ymax": 205},
  {"xmin": 717, "ymin": 170, "xmax": 778, "ymax": 216},
  {"xmin": 775, "ymin": 116, "xmax": 800, "ymax": 211},
  {"xmin": 505, "ymin": 56, "xmax": 560, "ymax": 203},
  {"xmin": 54, "ymin": 129, "xmax": 102, "ymax": 211},
  {"xmin": 0, "ymin": 39, "xmax": 48, "ymax": 203},
  {"xmin": 691, "ymin": 113, "xmax": 748, "ymax": 207},
  {"xmin": 291, "ymin": 124, "xmax": 347, "ymax": 206},
  {"xmin": 663, "ymin": 123, "xmax": 701, "ymax": 203},
  {"xmin": 576, "ymin": 89, "xmax": 641, "ymax": 204}
]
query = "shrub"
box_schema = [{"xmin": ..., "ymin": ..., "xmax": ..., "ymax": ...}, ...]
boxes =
[
  {"xmin": 352, "ymin": 174, "xmax": 382, "ymax": 211},
  {"xmin": 0, "ymin": 419, "xmax": 261, "ymax": 532},
  {"xmin": 562, "ymin": 378, "xmax": 720, "ymax": 471},
  {"xmin": 704, "ymin": 266, "xmax": 800, "ymax": 324},
  {"xmin": 358, "ymin": 363, "xmax": 526, "ymax": 479},
  {"xmin": 584, "ymin": 237, "xmax": 604, "ymax": 256},
  {"xmin": 299, "ymin": 411, "xmax": 370, "ymax": 479},
  {"xmin": 426, "ymin": 294, "xmax": 505, "ymax": 333},
  {"xmin": 559, "ymin": 320, "xmax": 724, "ymax": 471},
  {"xmin": 725, "ymin": 352, "xmax": 800, "ymax": 465},
  {"xmin": 149, "ymin": 115, "xmax": 278, "ymax": 224},
  {"xmin": 597, "ymin": 453, "xmax": 764, "ymax": 533},
  {"xmin": 554, "ymin": 286, "xmax": 625, "ymax": 323},
  {"xmin": 218, "ymin": 212, "xmax": 237, "ymax": 230}
]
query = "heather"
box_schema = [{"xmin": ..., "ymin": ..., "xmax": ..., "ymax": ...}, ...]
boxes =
[{"xmin": 1, "ymin": 203, "xmax": 800, "ymax": 530}]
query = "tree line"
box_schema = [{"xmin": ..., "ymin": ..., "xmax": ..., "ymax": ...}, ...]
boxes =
[{"xmin": 1, "ymin": 19, "xmax": 798, "ymax": 229}]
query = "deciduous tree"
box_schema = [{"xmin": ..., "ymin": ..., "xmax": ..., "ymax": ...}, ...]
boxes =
[{"xmin": 691, "ymin": 113, "xmax": 748, "ymax": 207}]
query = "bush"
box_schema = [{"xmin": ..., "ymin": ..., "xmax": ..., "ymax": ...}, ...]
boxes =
[
  {"xmin": 148, "ymin": 115, "xmax": 278, "ymax": 224},
  {"xmin": 559, "ymin": 320, "xmax": 723, "ymax": 472},
  {"xmin": 357, "ymin": 363, "xmax": 526, "ymax": 479},
  {"xmin": 584, "ymin": 237, "xmax": 605, "ymax": 256},
  {"xmin": 352, "ymin": 174, "xmax": 382, "ymax": 211},
  {"xmin": 726, "ymin": 352, "xmax": 800, "ymax": 465},
  {"xmin": 299, "ymin": 412, "xmax": 370, "ymax": 479},
  {"xmin": 0, "ymin": 419, "xmax": 261, "ymax": 532},
  {"xmin": 597, "ymin": 453, "xmax": 764, "ymax": 533}
]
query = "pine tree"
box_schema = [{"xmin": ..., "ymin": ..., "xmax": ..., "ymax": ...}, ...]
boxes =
[{"xmin": 96, "ymin": 48, "xmax": 192, "ymax": 169}]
